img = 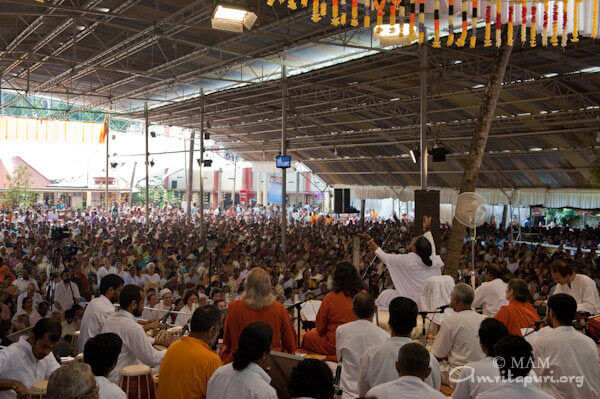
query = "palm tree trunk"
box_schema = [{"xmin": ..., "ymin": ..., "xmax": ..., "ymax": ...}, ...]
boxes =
[{"xmin": 444, "ymin": 43, "xmax": 513, "ymax": 280}]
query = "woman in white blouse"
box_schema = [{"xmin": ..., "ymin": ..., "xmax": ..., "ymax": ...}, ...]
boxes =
[
  {"xmin": 175, "ymin": 290, "xmax": 198, "ymax": 327},
  {"xmin": 360, "ymin": 216, "xmax": 444, "ymax": 311}
]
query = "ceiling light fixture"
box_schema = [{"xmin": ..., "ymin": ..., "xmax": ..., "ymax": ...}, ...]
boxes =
[
  {"xmin": 409, "ymin": 149, "xmax": 420, "ymax": 164},
  {"xmin": 211, "ymin": 4, "xmax": 257, "ymax": 33},
  {"xmin": 373, "ymin": 24, "xmax": 412, "ymax": 46}
]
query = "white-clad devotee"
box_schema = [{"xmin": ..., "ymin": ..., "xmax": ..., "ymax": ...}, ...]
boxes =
[
  {"xmin": 96, "ymin": 260, "xmax": 117, "ymax": 287},
  {"xmin": 452, "ymin": 318, "xmax": 517, "ymax": 399},
  {"xmin": 207, "ymin": 322, "xmax": 277, "ymax": 399},
  {"xmin": 53, "ymin": 270, "xmax": 80, "ymax": 312},
  {"xmin": 360, "ymin": 216, "xmax": 443, "ymax": 310},
  {"xmin": 141, "ymin": 263, "xmax": 161, "ymax": 286},
  {"xmin": 83, "ymin": 333, "xmax": 127, "ymax": 399},
  {"xmin": 101, "ymin": 285, "xmax": 175, "ymax": 382},
  {"xmin": 78, "ymin": 274, "xmax": 123, "ymax": 353},
  {"xmin": 143, "ymin": 288, "xmax": 175, "ymax": 322},
  {"xmin": 366, "ymin": 343, "xmax": 444, "ymax": 399},
  {"xmin": 478, "ymin": 335, "xmax": 552, "ymax": 399},
  {"xmin": 174, "ymin": 290, "xmax": 198, "ymax": 327},
  {"xmin": 533, "ymin": 293, "xmax": 600, "ymax": 399},
  {"xmin": 336, "ymin": 292, "xmax": 389, "ymax": 399},
  {"xmin": 472, "ymin": 266, "xmax": 508, "ymax": 316},
  {"xmin": 16, "ymin": 283, "xmax": 43, "ymax": 312},
  {"xmin": 0, "ymin": 318, "xmax": 61, "ymax": 399},
  {"xmin": 358, "ymin": 297, "xmax": 440, "ymax": 397},
  {"xmin": 124, "ymin": 266, "xmax": 142, "ymax": 287},
  {"xmin": 430, "ymin": 283, "xmax": 485, "ymax": 386},
  {"xmin": 12, "ymin": 269, "xmax": 37, "ymax": 295},
  {"xmin": 551, "ymin": 260, "xmax": 600, "ymax": 314}
]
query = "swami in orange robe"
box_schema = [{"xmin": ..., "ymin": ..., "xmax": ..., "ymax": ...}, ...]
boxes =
[
  {"xmin": 494, "ymin": 300, "xmax": 540, "ymax": 336},
  {"xmin": 301, "ymin": 291, "xmax": 357, "ymax": 360},
  {"xmin": 220, "ymin": 298, "xmax": 297, "ymax": 364}
]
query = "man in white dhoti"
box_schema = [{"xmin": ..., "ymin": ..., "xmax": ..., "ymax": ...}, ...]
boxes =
[
  {"xmin": 533, "ymin": 293, "xmax": 600, "ymax": 399},
  {"xmin": 472, "ymin": 266, "xmax": 508, "ymax": 316}
]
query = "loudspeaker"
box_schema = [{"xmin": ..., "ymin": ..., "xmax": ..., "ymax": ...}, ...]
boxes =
[
  {"xmin": 334, "ymin": 188, "xmax": 351, "ymax": 214},
  {"xmin": 414, "ymin": 190, "xmax": 441, "ymax": 250}
]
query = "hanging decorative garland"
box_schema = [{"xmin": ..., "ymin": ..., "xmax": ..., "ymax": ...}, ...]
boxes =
[{"xmin": 268, "ymin": 0, "xmax": 596, "ymax": 49}]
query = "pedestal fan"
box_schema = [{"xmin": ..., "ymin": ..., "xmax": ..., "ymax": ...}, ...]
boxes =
[{"xmin": 453, "ymin": 192, "xmax": 490, "ymax": 288}]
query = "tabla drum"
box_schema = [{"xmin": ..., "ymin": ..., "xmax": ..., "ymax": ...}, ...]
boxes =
[
  {"xmin": 60, "ymin": 356, "xmax": 76, "ymax": 365},
  {"xmin": 75, "ymin": 353, "xmax": 84, "ymax": 362},
  {"xmin": 27, "ymin": 380, "xmax": 47, "ymax": 399},
  {"xmin": 120, "ymin": 365, "xmax": 156, "ymax": 399}
]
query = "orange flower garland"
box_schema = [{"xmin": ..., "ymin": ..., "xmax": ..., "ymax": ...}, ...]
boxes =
[
  {"xmin": 593, "ymin": 0, "xmax": 599, "ymax": 38},
  {"xmin": 508, "ymin": 4, "xmax": 514, "ymax": 46},
  {"xmin": 312, "ymin": 0, "xmax": 322, "ymax": 22},
  {"xmin": 572, "ymin": 0, "xmax": 580, "ymax": 42},
  {"xmin": 561, "ymin": 0, "xmax": 568, "ymax": 47},
  {"xmin": 433, "ymin": 0, "xmax": 441, "ymax": 47},
  {"xmin": 332, "ymin": 0, "xmax": 340, "ymax": 25},
  {"xmin": 365, "ymin": 0, "xmax": 371, "ymax": 26},
  {"xmin": 341, "ymin": 0, "xmax": 347, "ymax": 24},
  {"xmin": 543, "ymin": 0, "xmax": 549, "ymax": 46},
  {"xmin": 456, "ymin": 0, "xmax": 468, "ymax": 46},
  {"xmin": 530, "ymin": 3, "xmax": 537, "ymax": 47},
  {"xmin": 551, "ymin": 1, "xmax": 559, "ymax": 45},
  {"xmin": 374, "ymin": 0, "xmax": 386, "ymax": 31},
  {"xmin": 448, "ymin": 0, "xmax": 455, "ymax": 45},
  {"xmin": 409, "ymin": 0, "xmax": 416, "ymax": 40},
  {"xmin": 484, "ymin": 3, "xmax": 492, "ymax": 47},
  {"xmin": 418, "ymin": 0, "xmax": 425, "ymax": 43},
  {"xmin": 351, "ymin": 0, "xmax": 359, "ymax": 26},
  {"xmin": 496, "ymin": 0, "xmax": 502, "ymax": 47},
  {"xmin": 521, "ymin": 0, "xmax": 527, "ymax": 45}
]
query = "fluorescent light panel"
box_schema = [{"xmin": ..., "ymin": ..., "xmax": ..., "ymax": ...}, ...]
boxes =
[{"xmin": 214, "ymin": 5, "xmax": 247, "ymax": 22}]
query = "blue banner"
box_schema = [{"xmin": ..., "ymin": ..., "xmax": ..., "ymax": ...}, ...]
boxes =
[{"xmin": 267, "ymin": 174, "xmax": 282, "ymax": 205}]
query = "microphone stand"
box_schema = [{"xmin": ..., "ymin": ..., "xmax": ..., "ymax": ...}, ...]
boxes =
[
  {"xmin": 286, "ymin": 291, "xmax": 328, "ymax": 347},
  {"xmin": 361, "ymin": 231, "xmax": 395, "ymax": 281},
  {"xmin": 418, "ymin": 308, "xmax": 447, "ymax": 346}
]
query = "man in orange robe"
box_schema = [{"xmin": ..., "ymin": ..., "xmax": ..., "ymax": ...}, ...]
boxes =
[
  {"xmin": 301, "ymin": 290, "xmax": 357, "ymax": 360},
  {"xmin": 494, "ymin": 279, "xmax": 540, "ymax": 336}
]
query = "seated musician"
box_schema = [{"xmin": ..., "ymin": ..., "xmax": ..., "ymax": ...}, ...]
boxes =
[
  {"xmin": 220, "ymin": 268, "xmax": 296, "ymax": 364},
  {"xmin": 551, "ymin": 260, "xmax": 600, "ymax": 314},
  {"xmin": 101, "ymin": 285, "xmax": 176, "ymax": 382},
  {"xmin": 300, "ymin": 262, "xmax": 360, "ymax": 361},
  {"xmin": 0, "ymin": 318, "xmax": 61, "ymax": 399},
  {"xmin": 494, "ymin": 278, "xmax": 540, "ymax": 336},
  {"xmin": 84, "ymin": 332, "xmax": 126, "ymax": 399}
]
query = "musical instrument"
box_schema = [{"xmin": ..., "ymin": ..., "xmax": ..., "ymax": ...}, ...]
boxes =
[
  {"xmin": 119, "ymin": 365, "xmax": 156, "ymax": 399},
  {"xmin": 75, "ymin": 353, "xmax": 84, "ymax": 362},
  {"xmin": 27, "ymin": 380, "xmax": 47, "ymax": 399}
]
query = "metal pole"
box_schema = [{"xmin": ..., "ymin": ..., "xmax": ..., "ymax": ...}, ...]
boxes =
[
  {"xmin": 420, "ymin": 35, "xmax": 428, "ymax": 190},
  {"xmin": 231, "ymin": 156, "xmax": 237, "ymax": 208},
  {"xmin": 128, "ymin": 162, "xmax": 137, "ymax": 207},
  {"xmin": 144, "ymin": 102, "xmax": 149, "ymax": 222},
  {"xmin": 296, "ymin": 171, "xmax": 300, "ymax": 205},
  {"xmin": 199, "ymin": 89, "xmax": 205, "ymax": 236},
  {"xmin": 281, "ymin": 64, "xmax": 288, "ymax": 254},
  {"xmin": 105, "ymin": 111, "xmax": 109, "ymax": 212},
  {"xmin": 187, "ymin": 129, "xmax": 194, "ymax": 222},
  {"xmin": 360, "ymin": 198, "xmax": 366, "ymax": 228}
]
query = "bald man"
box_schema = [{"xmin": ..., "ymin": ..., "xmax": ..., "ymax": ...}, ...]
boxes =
[{"xmin": 336, "ymin": 292, "xmax": 390, "ymax": 399}]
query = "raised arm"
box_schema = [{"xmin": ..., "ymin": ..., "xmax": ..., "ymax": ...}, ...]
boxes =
[{"xmin": 422, "ymin": 216, "xmax": 437, "ymax": 256}]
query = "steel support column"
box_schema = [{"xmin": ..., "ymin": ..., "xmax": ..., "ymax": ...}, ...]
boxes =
[
  {"xmin": 420, "ymin": 39, "xmax": 428, "ymax": 190},
  {"xmin": 187, "ymin": 129, "xmax": 194, "ymax": 222},
  {"xmin": 281, "ymin": 65, "xmax": 288, "ymax": 254},
  {"xmin": 199, "ymin": 88, "xmax": 205, "ymax": 236},
  {"xmin": 144, "ymin": 102, "xmax": 149, "ymax": 222}
]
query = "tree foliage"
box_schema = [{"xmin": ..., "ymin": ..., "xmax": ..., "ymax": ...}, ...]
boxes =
[
  {"xmin": 544, "ymin": 208, "xmax": 582, "ymax": 226},
  {"xmin": 0, "ymin": 164, "xmax": 36, "ymax": 209},
  {"xmin": 133, "ymin": 177, "xmax": 179, "ymax": 207}
]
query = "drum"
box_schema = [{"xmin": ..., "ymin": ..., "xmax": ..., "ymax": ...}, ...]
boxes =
[
  {"xmin": 120, "ymin": 365, "xmax": 156, "ymax": 399},
  {"xmin": 75, "ymin": 353, "xmax": 84, "ymax": 362},
  {"xmin": 27, "ymin": 380, "xmax": 47, "ymax": 399}
]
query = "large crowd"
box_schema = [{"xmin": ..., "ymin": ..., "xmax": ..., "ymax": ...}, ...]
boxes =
[{"xmin": 0, "ymin": 203, "xmax": 598, "ymax": 399}]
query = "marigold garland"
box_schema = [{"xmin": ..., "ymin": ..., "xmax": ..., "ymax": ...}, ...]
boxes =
[
  {"xmin": 470, "ymin": 0, "xmax": 478, "ymax": 47},
  {"xmin": 374, "ymin": 0, "xmax": 386, "ymax": 31},
  {"xmin": 288, "ymin": 0, "xmax": 297, "ymax": 9},
  {"xmin": 301, "ymin": 0, "xmax": 308, "ymax": 6},
  {"xmin": 341, "ymin": 0, "xmax": 347, "ymax": 24},
  {"xmin": 448, "ymin": 0, "xmax": 455, "ymax": 46},
  {"xmin": 433, "ymin": 0, "xmax": 441, "ymax": 47},
  {"xmin": 312, "ymin": 0, "xmax": 322, "ymax": 22},
  {"xmin": 332, "ymin": 0, "xmax": 340, "ymax": 25},
  {"xmin": 530, "ymin": 3, "xmax": 537, "ymax": 47},
  {"xmin": 351, "ymin": 0, "xmax": 359, "ymax": 26},
  {"xmin": 543, "ymin": 0, "xmax": 549, "ymax": 46},
  {"xmin": 399, "ymin": 0, "xmax": 406, "ymax": 37},
  {"xmin": 495, "ymin": 0, "xmax": 502, "ymax": 47},
  {"xmin": 508, "ymin": 4, "xmax": 514, "ymax": 46},
  {"xmin": 365, "ymin": 0, "xmax": 371, "ymax": 26},
  {"xmin": 267, "ymin": 0, "xmax": 276, "ymax": 6},
  {"xmin": 521, "ymin": 0, "xmax": 527, "ymax": 44},
  {"xmin": 456, "ymin": 0, "xmax": 468, "ymax": 46},
  {"xmin": 409, "ymin": 0, "xmax": 416, "ymax": 40},
  {"xmin": 561, "ymin": 0, "xmax": 568, "ymax": 46},
  {"xmin": 593, "ymin": 0, "xmax": 599, "ymax": 38},
  {"xmin": 484, "ymin": 4, "xmax": 492, "ymax": 47},
  {"xmin": 321, "ymin": 0, "xmax": 327, "ymax": 15},
  {"xmin": 572, "ymin": 0, "xmax": 580, "ymax": 42},
  {"xmin": 418, "ymin": 0, "xmax": 425, "ymax": 43},
  {"xmin": 551, "ymin": 1, "xmax": 559, "ymax": 45}
]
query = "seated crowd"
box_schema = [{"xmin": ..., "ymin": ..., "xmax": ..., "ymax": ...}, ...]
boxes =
[{"xmin": 0, "ymin": 204, "xmax": 597, "ymax": 398}]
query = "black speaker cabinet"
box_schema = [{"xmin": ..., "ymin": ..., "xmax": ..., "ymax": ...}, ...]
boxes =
[
  {"xmin": 414, "ymin": 190, "xmax": 441, "ymax": 250},
  {"xmin": 334, "ymin": 188, "xmax": 351, "ymax": 214}
]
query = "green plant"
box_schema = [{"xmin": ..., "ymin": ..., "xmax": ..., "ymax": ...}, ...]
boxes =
[
  {"xmin": 133, "ymin": 177, "xmax": 179, "ymax": 207},
  {"xmin": 0, "ymin": 164, "xmax": 36, "ymax": 209}
]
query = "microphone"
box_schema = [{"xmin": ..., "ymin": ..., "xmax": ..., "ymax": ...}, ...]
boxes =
[
  {"xmin": 160, "ymin": 305, "xmax": 174, "ymax": 325},
  {"xmin": 437, "ymin": 305, "xmax": 451, "ymax": 313}
]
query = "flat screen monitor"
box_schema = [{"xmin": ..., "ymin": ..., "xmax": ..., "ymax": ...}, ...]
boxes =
[{"xmin": 276, "ymin": 155, "xmax": 291, "ymax": 168}]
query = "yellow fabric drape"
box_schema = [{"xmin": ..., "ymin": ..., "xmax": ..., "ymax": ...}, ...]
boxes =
[{"xmin": 0, "ymin": 116, "xmax": 104, "ymax": 144}]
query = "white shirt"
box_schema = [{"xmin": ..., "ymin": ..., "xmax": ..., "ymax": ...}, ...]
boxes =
[
  {"xmin": 430, "ymin": 310, "xmax": 486, "ymax": 372},
  {"xmin": 533, "ymin": 325, "xmax": 600, "ymax": 399},
  {"xmin": 452, "ymin": 357, "xmax": 540, "ymax": 399},
  {"xmin": 78, "ymin": 295, "xmax": 116, "ymax": 353},
  {"xmin": 374, "ymin": 232, "xmax": 444, "ymax": 310},
  {"xmin": 141, "ymin": 273, "xmax": 160, "ymax": 286},
  {"xmin": 358, "ymin": 336, "xmax": 440, "ymax": 397},
  {"xmin": 12, "ymin": 278, "xmax": 37, "ymax": 295},
  {"xmin": 101, "ymin": 310, "xmax": 166, "ymax": 382},
  {"xmin": 16, "ymin": 292, "xmax": 43, "ymax": 312},
  {"xmin": 336, "ymin": 319, "xmax": 390, "ymax": 398},
  {"xmin": 97, "ymin": 266, "xmax": 118, "ymax": 286},
  {"xmin": 53, "ymin": 280, "xmax": 80, "ymax": 311},
  {"xmin": 0, "ymin": 336, "xmax": 60, "ymax": 399},
  {"xmin": 477, "ymin": 380, "xmax": 553, "ymax": 399},
  {"xmin": 366, "ymin": 376, "xmax": 445, "ymax": 399},
  {"xmin": 553, "ymin": 274, "xmax": 600, "ymax": 314},
  {"xmin": 175, "ymin": 304, "xmax": 195, "ymax": 327},
  {"xmin": 96, "ymin": 375, "xmax": 126, "ymax": 399},
  {"xmin": 207, "ymin": 362, "xmax": 277, "ymax": 399},
  {"xmin": 472, "ymin": 279, "xmax": 508, "ymax": 316},
  {"xmin": 124, "ymin": 274, "xmax": 142, "ymax": 287}
]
